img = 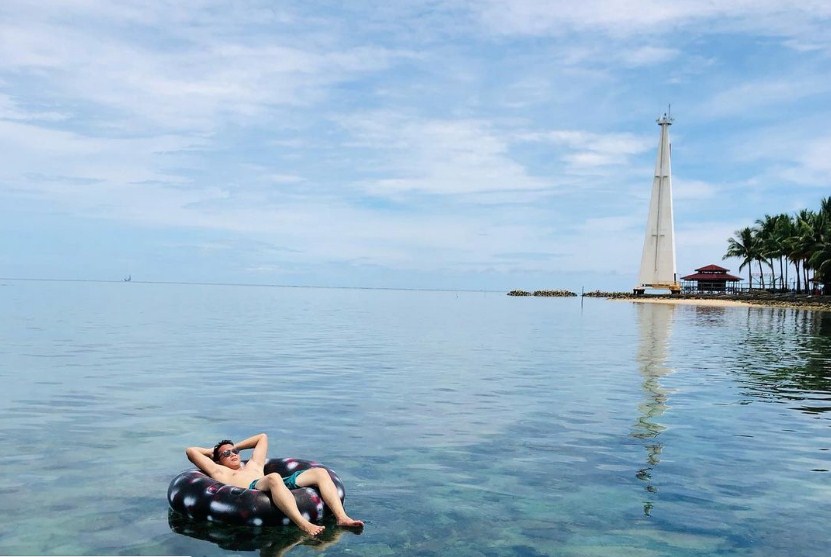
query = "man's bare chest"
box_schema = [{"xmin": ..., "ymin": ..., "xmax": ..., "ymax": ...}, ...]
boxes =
[{"xmin": 215, "ymin": 462, "xmax": 264, "ymax": 487}]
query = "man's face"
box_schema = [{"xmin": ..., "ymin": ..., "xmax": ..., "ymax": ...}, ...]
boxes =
[{"xmin": 216, "ymin": 444, "xmax": 241, "ymax": 469}]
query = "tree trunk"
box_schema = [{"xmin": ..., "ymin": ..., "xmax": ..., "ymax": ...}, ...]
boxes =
[
  {"xmin": 781, "ymin": 257, "xmax": 787, "ymax": 290},
  {"xmin": 795, "ymin": 260, "xmax": 802, "ymax": 293}
]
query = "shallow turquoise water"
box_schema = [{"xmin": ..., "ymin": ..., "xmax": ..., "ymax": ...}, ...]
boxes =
[{"xmin": 1, "ymin": 281, "xmax": 829, "ymax": 556}]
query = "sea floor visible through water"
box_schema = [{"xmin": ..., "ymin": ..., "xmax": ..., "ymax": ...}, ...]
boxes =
[{"xmin": 1, "ymin": 280, "xmax": 830, "ymax": 556}]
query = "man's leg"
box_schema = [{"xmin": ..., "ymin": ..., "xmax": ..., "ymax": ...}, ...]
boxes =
[
  {"xmin": 256, "ymin": 474, "xmax": 325, "ymax": 536},
  {"xmin": 295, "ymin": 468, "xmax": 364, "ymax": 528}
]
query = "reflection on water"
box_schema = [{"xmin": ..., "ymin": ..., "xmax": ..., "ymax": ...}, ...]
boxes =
[
  {"xmin": 734, "ymin": 308, "xmax": 831, "ymax": 415},
  {"xmin": 632, "ymin": 303, "xmax": 675, "ymax": 516},
  {"xmin": 168, "ymin": 510, "xmax": 349, "ymax": 557},
  {"xmin": 692, "ymin": 304, "xmax": 729, "ymax": 324}
]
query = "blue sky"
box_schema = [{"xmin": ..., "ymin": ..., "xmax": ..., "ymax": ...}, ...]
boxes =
[{"xmin": 2, "ymin": 1, "xmax": 830, "ymax": 291}]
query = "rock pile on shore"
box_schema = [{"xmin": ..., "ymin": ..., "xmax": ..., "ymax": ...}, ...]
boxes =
[
  {"xmin": 507, "ymin": 289, "xmax": 577, "ymax": 297},
  {"xmin": 581, "ymin": 290, "xmax": 630, "ymax": 298}
]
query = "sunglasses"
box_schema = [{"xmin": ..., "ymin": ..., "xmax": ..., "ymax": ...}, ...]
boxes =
[{"xmin": 218, "ymin": 448, "xmax": 240, "ymax": 459}]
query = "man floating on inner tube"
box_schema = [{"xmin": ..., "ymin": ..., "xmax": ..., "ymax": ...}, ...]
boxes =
[{"xmin": 185, "ymin": 432, "xmax": 364, "ymax": 536}]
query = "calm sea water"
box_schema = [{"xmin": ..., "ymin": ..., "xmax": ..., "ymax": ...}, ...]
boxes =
[{"xmin": 1, "ymin": 280, "xmax": 829, "ymax": 557}]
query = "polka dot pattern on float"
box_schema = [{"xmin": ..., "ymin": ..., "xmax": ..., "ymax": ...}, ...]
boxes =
[{"xmin": 167, "ymin": 457, "xmax": 346, "ymax": 527}]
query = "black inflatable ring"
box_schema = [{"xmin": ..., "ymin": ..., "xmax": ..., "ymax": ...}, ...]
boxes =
[{"xmin": 167, "ymin": 457, "xmax": 345, "ymax": 527}]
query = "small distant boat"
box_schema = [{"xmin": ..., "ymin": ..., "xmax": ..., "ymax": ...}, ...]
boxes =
[{"xmin": 123, "ymin": 275, "xmax": 132, "ymax": 282}]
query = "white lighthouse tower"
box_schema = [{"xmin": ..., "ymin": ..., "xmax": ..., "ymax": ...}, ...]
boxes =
[{"xmin": 635, "ymin": 112, "xmax": 680, "ymax": 295}]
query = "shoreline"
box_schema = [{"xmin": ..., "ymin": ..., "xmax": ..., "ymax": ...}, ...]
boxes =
[
  {"xmin": 604, "ymin": 293, "xmax": 831, "ymax": 312},
  {"xmin": 508, "ymin": 288, "xmax": 831, "ymax": 312},
  {"xmin": 619, "ymin": 297, "xmax": 754, "ymax": 308}
]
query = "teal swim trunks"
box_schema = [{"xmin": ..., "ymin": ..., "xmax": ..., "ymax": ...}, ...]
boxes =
[
  {"xmin": 282, "ymin": 470, "xmax": 304, "ymax": 490},
  {"xmin": 248, "ymin": 470, "xmax": 305, "ymax": 491}
]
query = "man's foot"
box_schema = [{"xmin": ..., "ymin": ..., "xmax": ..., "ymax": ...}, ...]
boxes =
[
  {"xmin": 299, "ymin": 521, "xmax": 325, "ymax": 536},
  {"xmin": 336, "ymin": 516, "xmax": 365, "ymax": 529}
]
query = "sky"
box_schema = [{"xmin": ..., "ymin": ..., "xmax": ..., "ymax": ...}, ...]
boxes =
[{"xmin": 2, "ymin": 1, "xmax": 830, "ymax": 292}]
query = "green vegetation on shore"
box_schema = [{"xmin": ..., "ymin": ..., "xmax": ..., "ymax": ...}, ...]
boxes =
[{"xmin": 725, "ymin": 196, "xmax": 831, "ymax": 292}]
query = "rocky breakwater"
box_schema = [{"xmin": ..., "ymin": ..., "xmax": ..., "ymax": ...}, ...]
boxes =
[
  {"xmin": 581, "ymin": 290, "xmax": 633, "ymax": 299},
  {"xmin": 508, "ymin": 289, "xmax": 578, "ymax": 297}
]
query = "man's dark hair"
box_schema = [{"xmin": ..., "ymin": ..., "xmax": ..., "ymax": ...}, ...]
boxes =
[{"xmin": 213, "ymin": 439, "xmax": 234, "ymax": 461}]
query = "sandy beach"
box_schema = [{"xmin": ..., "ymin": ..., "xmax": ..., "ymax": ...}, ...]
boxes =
[{"xmin": 623, "ymin": 297, "xmax": 754, "ymax": 308}]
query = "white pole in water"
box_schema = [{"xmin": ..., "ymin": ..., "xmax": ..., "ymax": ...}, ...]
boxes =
[{"xmin": 636, "ymin": 109, "xmax": 679, "ymax": 294}]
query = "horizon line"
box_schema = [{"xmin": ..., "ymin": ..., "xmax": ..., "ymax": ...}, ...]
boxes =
[{"xmin": 0, "ymin": 276, "xmax": 509, "ymax": 294}]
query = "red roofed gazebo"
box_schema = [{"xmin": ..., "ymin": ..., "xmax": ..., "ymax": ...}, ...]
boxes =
[{"xmin": 680, "ymin": 264, "xmax": 742, "ymax": 293}]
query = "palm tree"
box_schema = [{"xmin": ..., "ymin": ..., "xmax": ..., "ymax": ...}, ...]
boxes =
[
  {"xmin": 810, "ymin": 242, "xmax": 831, "ymax": 289},
  {"xmin": 727, "ymin": 197, "xmax": 831, "ymax": 294},
  {"xmin": 754, "ymin": 214, "xmax": 790, "ymax": 289},
  {"xmin": 808, "ymin": 197, "xmax": 831, "ymax": 292},
  {"xmin": 724, "ymin": 227, "xmax": 758, "ymax": 288},
  {"xmin": 777, "ymin": 213, "xmax": 799, "ymax": 291},
  {"xmin": 792, "ymin": 209, "xmax": 818, "ymax": 292},
  {"xmin": 753, "ymin": 216, "xmax": 773, "ymax": 288},
  {"xmin": 773, "ymin": 213, "xmax": 795, "ymax": 290}
]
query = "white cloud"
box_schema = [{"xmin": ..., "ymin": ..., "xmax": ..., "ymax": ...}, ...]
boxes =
[
  {"xmin": 580, "ymin": 214, "xmax": 642, "ymax": 234},
  {"xmin": 0, "ymin": 92, "xmax": 68, "ymax": 122},
  {"xmin": 719, "ymin": 121, "xmax": 831, "ymax": 188},
  {"xmin": 476, "ymin": 0, "xmax": 831, "ymax": 39},
  {"xmin": 0, "ymin": 119, "xmax": 203, "ymax": 182},
  {"xmin": 0, "ymin": 2, "xmax": 402, "ymax": 135},
  {"xmin": 617, "ymin": 46, "xmax": 680, "ymax": 67},
  {"xmin": 339, "ymin": 113, "xmax": 552, "ymax": 196},
  {"xmin": 676, "ymin": 221, "xmax": 741, "ymax": 273},
  {"xmin": 674, "ymin": 179, "xmax": 717, "ymax": 201},
  {"xmin": 266, "ymin": 174, "xmax": 305, "ymax": 185},
  {"xmin": 781, "ymin": 135, "xmax": 831, "ymax": 184},
  {"xmin": 701, "ymin": 78, "xmax": 831, "ymax": 119},
  {"xmin": 519, "ymin": 129, "xmax": 652, "ymax": 170}
]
